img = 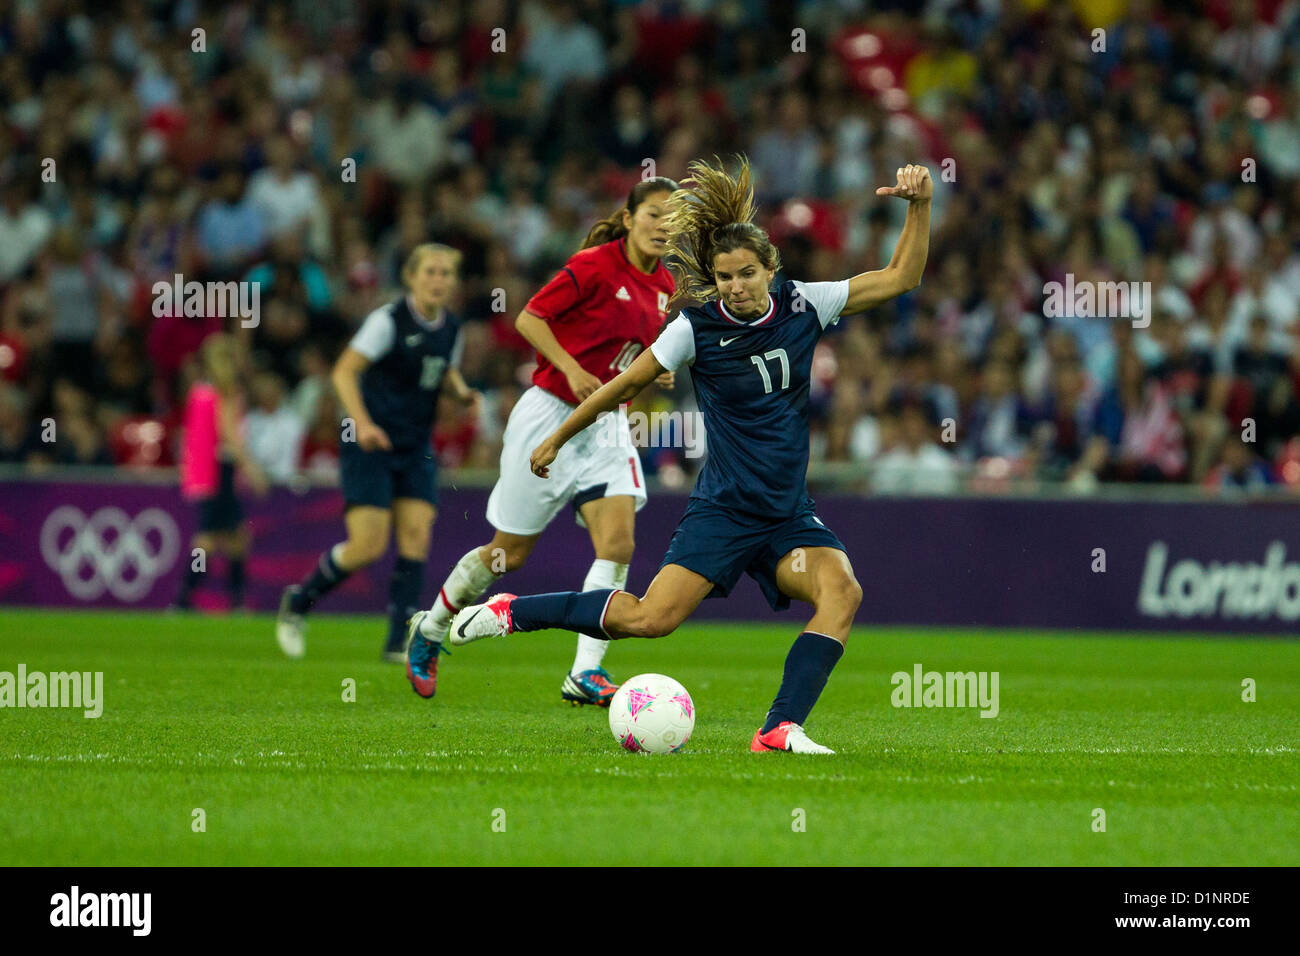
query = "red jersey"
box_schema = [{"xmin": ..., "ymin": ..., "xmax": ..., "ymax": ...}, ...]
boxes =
[{"xmin": 525, "ymin": 237, "xmax": 675, "ymax": 404}]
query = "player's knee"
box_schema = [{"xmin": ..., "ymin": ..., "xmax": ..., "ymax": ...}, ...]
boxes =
[
  {"xmin": 396, "ymin": 525, "xmax": 431, "ymax": 558},
  {"xmin": 349, "ymin": 534, "xmax": 388, "ymax": 567},
  {"xmin": 821, "ymin": 570, "xmax": 862, "ymax": 615},
  {"xmin": 595, "ymin": 532, "xmax": 634, "ymax": 565}
]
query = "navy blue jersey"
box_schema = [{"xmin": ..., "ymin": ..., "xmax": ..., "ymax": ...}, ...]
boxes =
[
  {"xmin": 349, "ymin": 297, "xmax": 463, "ymax": 452},
  {"xmin": 650, "ymin": 278, "xmax": 849, "ymax": 518}
]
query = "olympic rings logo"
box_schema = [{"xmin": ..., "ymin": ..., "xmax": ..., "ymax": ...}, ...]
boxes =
[{"xmin": 40, "ymin": 506, "xmax": 181, "ymax": 602}]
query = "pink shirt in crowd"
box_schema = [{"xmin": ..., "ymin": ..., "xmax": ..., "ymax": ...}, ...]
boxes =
[{"xmin": 180, "ymin": 382, "xmax": 220, "ymax": 499}]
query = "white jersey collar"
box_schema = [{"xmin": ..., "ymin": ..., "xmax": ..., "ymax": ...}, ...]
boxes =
[{"xmin": 718, "ymin": 292, "xmax": 775, "ymax": 326}]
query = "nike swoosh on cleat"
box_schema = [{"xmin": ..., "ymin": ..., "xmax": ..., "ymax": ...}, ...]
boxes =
[{"xmin": 457, "ymin": 607, "xmax": 485, "ymax": 639}]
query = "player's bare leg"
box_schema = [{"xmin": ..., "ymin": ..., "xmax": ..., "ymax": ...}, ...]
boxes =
[
  {"xmin": 751, "ymin": 547, "xmax": 861, "ymax": 754},
  {"xmin": 601, "ymin": 563, "xmax": 712, "ymax": 638},
  {"xmin": 563, "ymin": 495, "xmax": 637, "ymax": 705},
  {"xmin": 774, "ymin": 547, "xmax": 860, "ymax": 645},
  {"xmin": 449, "ymin": 563, "xmax": 712, "ymax": 645},
  {"xmin": 337, "ymin": 506, "xmax": 393, "ymax": 568}
]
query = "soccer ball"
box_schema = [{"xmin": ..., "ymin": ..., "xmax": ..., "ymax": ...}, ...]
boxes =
[{"xmin": 608, "ymin": 673, "xmax": 695, "ymax": 754}]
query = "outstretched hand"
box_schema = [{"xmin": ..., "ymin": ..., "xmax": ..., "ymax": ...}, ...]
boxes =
[
  {"xmin": 530, "ymin": 438, "xmax": 559, "ymax": 478},
  {"xmin": 876, "ymin": 164, "xmax": 932, "ymax": 202}
]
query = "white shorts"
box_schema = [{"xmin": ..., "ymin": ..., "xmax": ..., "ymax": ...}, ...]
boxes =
[{"xmin": 485, "ymin": 386, "xmax": 647, "ymax": 536}]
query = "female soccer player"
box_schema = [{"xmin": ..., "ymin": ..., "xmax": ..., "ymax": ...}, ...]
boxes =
[
  {"xmin": 175, "ymin": 333, "xmax": 268, "ymax": 610},
  {"xmin": 276, "ymin": 244, "xmax": 479, "ymax": 660},
  {"xmin": 406, "ymin": 177, "xmax": 679, "ymax": 703},
  {"xmin": 447, "ymin": 158, "xmax": 932, "ymax": 753}
]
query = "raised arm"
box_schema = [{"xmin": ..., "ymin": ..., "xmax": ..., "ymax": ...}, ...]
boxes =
[
  {"xmin": 842, "ymin": 164, "xmax": 932, "ymax": 315},
  {"xmin": 530, "ymin": 347, "xmax": 666, "ymax": 477}
]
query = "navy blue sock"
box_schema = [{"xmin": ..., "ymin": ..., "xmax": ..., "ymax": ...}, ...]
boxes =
[
  {"xmin": 387, "ymin": 556, "xmax": 425, "ymax": 648},
  {"xmin": 176, "ymin": 564, "xmax": 202, "ymax": 607},
  {"xmin": 511, "ymin": 589, "xmax": 618, "ymax": 636},
  {"xmin": 293, "ymin": 546, "xmax": 351, "ymax": 613},
  {"xmin": 761, "ymin": 632, "xmax": 845, "ymax": 733},
  {"xmin": 228, "ymin": 557, "xmax": 246, "ymax": 606}
]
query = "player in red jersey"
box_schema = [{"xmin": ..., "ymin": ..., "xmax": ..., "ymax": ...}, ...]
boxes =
[{"xmin": 406, "ymin": 177, "xmax": 679, "ymax": 703}]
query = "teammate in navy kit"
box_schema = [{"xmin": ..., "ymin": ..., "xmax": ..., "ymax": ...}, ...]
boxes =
[
  {"xmin": 276, "ymin": 244, "xmax": 480, "ymax": 660},
  {"xmin": 449, "ymin": 158, "xmax": 932, "ymax": 753},
  {"xmin": 406, "ymin": 177, "xmax": 678, "ymax": 703}
]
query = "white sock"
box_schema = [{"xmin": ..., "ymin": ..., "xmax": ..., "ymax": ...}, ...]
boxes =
[
  {"xmin": 571, "ymin": 558, "xmax": 628, "ymax": 675},
  {"xmin": 420, "ymin": 548, "xmax": 503, "ymax": 641}
]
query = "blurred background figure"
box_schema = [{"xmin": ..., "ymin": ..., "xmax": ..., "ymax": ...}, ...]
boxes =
[
  {"xmin": 173, "ymin": 334, "xmax": 268, "ymax": 611},
  {"xmin": 244, "ymin": 370, "xmax": 304, "ymax": 483}
]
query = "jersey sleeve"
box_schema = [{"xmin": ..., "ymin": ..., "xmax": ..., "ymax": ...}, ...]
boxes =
[
  {"xmin": 349, "ymin": 306, "xmax": 396, "ymax": 361},
  {"xmin": 449, "ymin": 327, "xmax": 465, "ymax": 368},
  {"xmin": 792, "ymin": 279, "xmax": 850, "ymax": 330},
  {"xmin": 649, "ymin": 315, "xmax": 696, "ymax": 371},
  {"xmin": 525, "ymin": 260, "xmax": 591, "ymax": 322}
]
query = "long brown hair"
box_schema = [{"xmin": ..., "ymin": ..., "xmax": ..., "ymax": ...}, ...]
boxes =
[
  {"xmin": 661, "ymin": 155, "xmax": 781, "ymax": 301},
  {"xmin": 582, "ymin": 176, "xmax": 680, "ymax": 249}
]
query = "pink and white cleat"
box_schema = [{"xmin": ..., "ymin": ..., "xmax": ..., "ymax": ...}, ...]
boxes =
[
  {"xmin": 750, "ymin": 721, "xmax": 835, "ymax": 754},
  {"xmin": 449, "ymin": 593, "xmax": 517, "ymax": 646}
]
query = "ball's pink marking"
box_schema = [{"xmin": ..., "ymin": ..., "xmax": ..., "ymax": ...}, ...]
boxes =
[
  {"xmin": 620, "ymin": 729, "xmax": 642, "ymax": 752},
  {"xmin": 627, "ymin": 688, "xmax": 655, "ymax": 720},
  {"xmin": 671, "ymin": 693, "xmax": 693, "ymax": 719}
]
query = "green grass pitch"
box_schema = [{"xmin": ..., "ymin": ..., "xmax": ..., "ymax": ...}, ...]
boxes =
[{"xmin": 1, "ymin": 608, "xmax": 1297, "ymax": 866}]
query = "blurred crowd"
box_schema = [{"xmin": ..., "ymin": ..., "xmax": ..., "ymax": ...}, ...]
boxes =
[{"xmin": 3, "ymin": 0, "xmax": 1300, "ymax": 496}]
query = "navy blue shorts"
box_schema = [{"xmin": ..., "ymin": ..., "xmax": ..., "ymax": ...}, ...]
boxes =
[
  {"xmin": 659, "ymin": 497, "xmax": 848, "ymax": 611},
  {"xmin": 197, "ymin": 462, "xmax": 242, "ymax": 532},
  {"xmin": 339, "ymin": 441, "xmax": 439, "ymax": 510}
]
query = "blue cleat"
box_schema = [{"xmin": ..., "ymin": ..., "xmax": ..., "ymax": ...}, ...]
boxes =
[
  {"xmin": 561, "ymin": 667, "xmax": 619, "ymax": 707},
  {"xmin": 405, "ymin": 610, "xmax": 449, "ymax": 698}
]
